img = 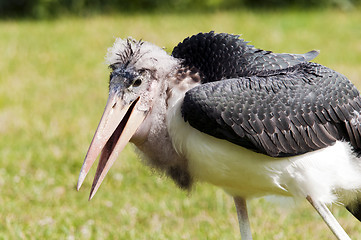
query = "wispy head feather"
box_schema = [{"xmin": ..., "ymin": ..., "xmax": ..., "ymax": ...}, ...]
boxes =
[
  {"xmin": 112, "ymin": 39, "xmax": 145, "ymax": 68},
  {"xmin": 106, "ymin": 37, "xmax": 180, "ymax": 78}
]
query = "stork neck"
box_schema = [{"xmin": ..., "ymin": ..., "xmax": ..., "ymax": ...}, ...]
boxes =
[
  {"xmin": 130, "ymin": 68, "xmax": 199, "ymax": 190},
  {"xmin": 132, "ymin": 87, "xmax": 193, "ymax": 189}
]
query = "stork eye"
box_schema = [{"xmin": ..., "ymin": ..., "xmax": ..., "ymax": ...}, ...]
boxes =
[{"xmin": 133, "ymin": 78, "xmax": 142, "ymax": 87}]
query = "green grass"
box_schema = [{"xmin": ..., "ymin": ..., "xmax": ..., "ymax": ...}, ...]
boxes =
[{"xmin": 1, "ymin": 9, "xmax": 361, "ymax": 239}]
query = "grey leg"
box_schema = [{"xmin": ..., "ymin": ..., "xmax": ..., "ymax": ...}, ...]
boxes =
[
  {"xmin": 306, "ymin": 196, "xmax": 351, "ymax": 240},
  {"xmin": 234, "ymin": 196, "xmax": 253, "ymax": 240}
]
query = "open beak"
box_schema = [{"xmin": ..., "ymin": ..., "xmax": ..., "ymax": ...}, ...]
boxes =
[{"xmin": 77, "ymin": 90, "xmax": 146, "ymax": 200}]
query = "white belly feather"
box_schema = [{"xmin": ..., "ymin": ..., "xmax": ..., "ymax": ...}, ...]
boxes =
[{"xmin": 167, "ymin": 100, "xmax": 361, "ymax": 206}]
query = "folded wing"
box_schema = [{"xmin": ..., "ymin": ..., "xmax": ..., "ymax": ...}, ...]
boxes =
[{"xmin": 181, "ymin": 63, "xmax": 361, "ymax": 157}]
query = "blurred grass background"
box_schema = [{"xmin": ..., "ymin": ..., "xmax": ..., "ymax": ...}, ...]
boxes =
[
  {"xmin": 1, "ymin": 5, "xmax": 361, "ymax": 240},
  {"xmin": 1, "ymin": 0, "xmax": 361, "ymax": 18}
]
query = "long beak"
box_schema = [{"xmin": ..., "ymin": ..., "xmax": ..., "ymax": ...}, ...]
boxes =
[{"xmin": 77, "ymin": 90, "xmax": 146, "ymax": 200}]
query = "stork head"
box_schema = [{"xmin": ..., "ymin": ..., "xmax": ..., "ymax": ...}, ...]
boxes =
[{"xmin": 77, "ymin": 38, "xmax": 179, "ymax": 199}]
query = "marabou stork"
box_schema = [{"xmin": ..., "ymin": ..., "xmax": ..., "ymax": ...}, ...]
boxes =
[{"xmin": 77, "ymin": 32, "xmax": 361, "ymax": 240}]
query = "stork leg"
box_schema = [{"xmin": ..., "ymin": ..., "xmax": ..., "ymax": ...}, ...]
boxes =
[
  {"xmin": 306, "ymin": 196, "xmax": 351, "ymax": 240},
  {"xmin": 234, "ymin": 196, "xmax": 253, "ymax": 240}
]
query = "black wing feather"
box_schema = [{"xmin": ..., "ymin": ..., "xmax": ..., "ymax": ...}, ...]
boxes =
[
  {"xmin": 172, "ymin": 31, "xmax": 319, "ymax": 83},
  {"xmin": 181, "ymin": 63, "xmax": 361, "ymax": 157}
]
